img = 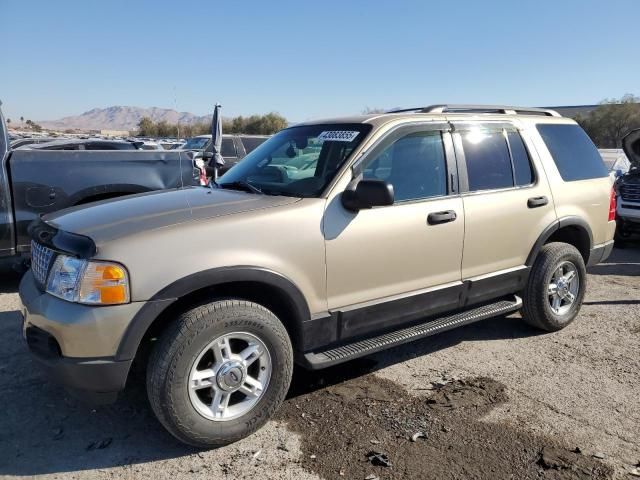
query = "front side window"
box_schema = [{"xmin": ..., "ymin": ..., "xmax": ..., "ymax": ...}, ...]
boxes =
[
  {"xmin": 363, "ymin": 130, "xmax": 447, "ymax": 202},
  {"xmin": 461, "ymin": 130, "xmax": 514, "ymax": 191},
  {"xmin": 218, "ymin": 124, "xmax": 371, "ymax": 198}
]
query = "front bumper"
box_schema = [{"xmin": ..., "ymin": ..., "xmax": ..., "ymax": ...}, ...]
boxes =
[{"xmin": 19, "ymin": 271, "xmax": 143, "ymax": 403}]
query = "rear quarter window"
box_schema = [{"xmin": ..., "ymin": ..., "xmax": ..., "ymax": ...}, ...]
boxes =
[{"xmin": 536, "ymin": 124, "xmax": 607, "ymax": 181}]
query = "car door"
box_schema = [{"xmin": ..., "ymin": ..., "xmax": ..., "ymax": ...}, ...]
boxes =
[
  {"xmin": 324, "ymin": 123, "xmax": 465, "ymax": 340},
  {"xmin": 452, "ymin": 121, "xmax": 557, "ymax": 305}
]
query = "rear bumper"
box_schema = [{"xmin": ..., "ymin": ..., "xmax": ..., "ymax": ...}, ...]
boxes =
[{"xmin": 587, "ymin": 240, "xmax": 615, "ymax": 267}]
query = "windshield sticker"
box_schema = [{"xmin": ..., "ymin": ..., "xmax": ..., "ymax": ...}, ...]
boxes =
[{"xmin": 317, "ymin": 130, "xmax": 360, "ymax": 142}]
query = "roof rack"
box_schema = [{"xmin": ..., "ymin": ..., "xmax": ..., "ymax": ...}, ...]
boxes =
[{"xmin": 387, "ymin": 104, "xmax": 561, "ymax": 117}]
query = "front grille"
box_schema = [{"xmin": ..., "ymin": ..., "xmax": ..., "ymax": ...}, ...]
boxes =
[
  {"xmin": 620, "ymin": 183, "xmax": 640, "ymax": 202},
  {"xmin": 31, "ymin": 241, "xmax": 55, "ymax": 288}
]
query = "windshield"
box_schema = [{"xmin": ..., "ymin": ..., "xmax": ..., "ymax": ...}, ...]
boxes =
[
  {"xmin": 218, "ymin": 124, "xmax": 372, "ymax": 197},
  {"xmin": 182, "ymin": 137, "xmax": 211, "ymax": 150}
]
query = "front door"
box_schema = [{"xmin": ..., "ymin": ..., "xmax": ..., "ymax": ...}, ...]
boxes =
[{"xmin": 324, "ymin": 124, "xmax": 464, "ymax": 340}]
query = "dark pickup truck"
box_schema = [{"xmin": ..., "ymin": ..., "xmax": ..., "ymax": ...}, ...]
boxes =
[{"xmin": 0, "ymin": 102, "xmax": 199, "ymax": 260}]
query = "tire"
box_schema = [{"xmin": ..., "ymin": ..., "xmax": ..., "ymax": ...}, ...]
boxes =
[
  {"xmin": 146, "ymin": 299, "xmax": 293, "ymax": 448},
  {"xmin": 521, "ymin": 242, "xmax": 587, "ymax": 332}
]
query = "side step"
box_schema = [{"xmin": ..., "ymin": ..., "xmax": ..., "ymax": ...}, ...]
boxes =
[{"xmin": 303, "ymin": 296, "xmax": 522, "ymax": 369}]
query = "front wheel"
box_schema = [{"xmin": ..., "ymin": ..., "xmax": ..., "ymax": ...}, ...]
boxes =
[
  {"xmin": 521, "ymin": 242, "xmax": 586, "ymax": 332},
  {"xmin": 146, "ymin": 300, "xmax": 293, "ymax": 447}
]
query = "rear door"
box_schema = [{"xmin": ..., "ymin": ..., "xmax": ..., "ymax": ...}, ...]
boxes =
[{"xmin": 453, "ymin": 121, "xmax": 556, "ymax": 305}]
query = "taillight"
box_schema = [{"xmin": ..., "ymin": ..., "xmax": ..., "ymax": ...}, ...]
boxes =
[{"xmin": 608, "ymin": 186, "xmax": 616, "ymax": 222}]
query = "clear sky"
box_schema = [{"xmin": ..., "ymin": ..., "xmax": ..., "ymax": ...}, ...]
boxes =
[{"xmin": 1, "ymin": 0, "xmax": 638, "ymax": 123}]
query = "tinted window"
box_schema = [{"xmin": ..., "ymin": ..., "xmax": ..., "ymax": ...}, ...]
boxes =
[
  {"xmin": 221, "ymin": 138, "xmax": 236, "ymax": 157},
  {"xmin": 364, "ymin": 131, "xmax": 447, "ymax": 202},
  {"xmin": 462, "ymin": 130, "xmax": 514, "ymax": 191},
  {"xmin": 507, "ymin": 131, "xmax": 534, "ymax": 186},
  {"xmin": 241, "ymin": 137, "xmax": 267, "ymax": 153},
  {"xmin": 537, "ymin": 124, "xmax": 607, "ymax": 181}
]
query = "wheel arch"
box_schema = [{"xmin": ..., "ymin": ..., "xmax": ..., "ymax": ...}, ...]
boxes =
[
  {"xmin": 115, "ymin": 266, "xmax": 311, "ymax": 363},
  {"xmin": 526, "ymin": 216, "xmax": 593, "ymax": 267}
]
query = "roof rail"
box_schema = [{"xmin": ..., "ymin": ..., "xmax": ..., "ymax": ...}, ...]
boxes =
[{"xmin": 387, "ymin": 104, "xmax": 562, "ymax": 117}]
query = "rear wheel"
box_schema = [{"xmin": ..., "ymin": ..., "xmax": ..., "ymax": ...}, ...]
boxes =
[
  {"xmin": 146, "ymin": 299, "xmax": 293, "ymax": 447},
  {"xmin": 522, "ymin": 242, "xmax": 586, "ymax": 332}
]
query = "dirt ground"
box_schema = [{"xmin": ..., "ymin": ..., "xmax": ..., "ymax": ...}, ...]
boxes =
[{"xmin": 0, "ymin": 245, "xmax": 638, "ymax": 480}]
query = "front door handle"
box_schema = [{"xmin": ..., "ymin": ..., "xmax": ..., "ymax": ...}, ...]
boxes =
[
  {"xmin": 427, "ymin": 210, "xmax": 457, "ymax": 225},
  {"xmin": 527, "ymin": 196, "xmax": 548, "ymax": 208}
]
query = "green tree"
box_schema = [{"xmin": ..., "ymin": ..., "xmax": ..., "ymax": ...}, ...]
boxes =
[
  {"xmin": 6, "ymin": 118, "xmax": 10, "ymax": 124},
  {"xmin": 20, "ymin": 116, "xmax": 24, "ymax": 124},
  {"xmin": 137, "ymin": 117, "xmax": 157, "ymax": 137},
  {"xmin": 575, "ymin": 94, "xmax": 640, "ymax": 148}
]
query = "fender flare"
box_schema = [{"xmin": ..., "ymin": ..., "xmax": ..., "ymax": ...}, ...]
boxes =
[
  {"xmin": 525, "ymin": 216, "xmax": 593, "ymax": 267},
  {"xmin": 115, "ymin": 266, "xmax": 311, "ymax": 361}
]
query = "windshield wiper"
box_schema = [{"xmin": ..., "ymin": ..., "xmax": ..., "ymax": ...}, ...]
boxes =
[{"xmin": 218, "ymin": 180, "xmax": 263, "ymax": 194}]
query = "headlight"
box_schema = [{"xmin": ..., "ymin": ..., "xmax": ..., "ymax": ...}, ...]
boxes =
[{"xmin": 46, "ymin": 255, "xmax": 130, "ymax": 305}]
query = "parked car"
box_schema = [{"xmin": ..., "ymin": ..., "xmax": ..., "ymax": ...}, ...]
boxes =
[
  {"xmin": 0, "ymin": 102, "xmax": 201, "ymax": 261},
  {"xmin": 20, "ymin": 138, "xmax": 140, "ymax": 150},
  {"xmin": 20, "ymin": 104, "xmax": 615, "ymax": 447},
  {"xmin": 181, "ymin": 134, "xmax": 269, "ymax": 174},
  {"xmin": 138, "ymin": 141, "xmax": 164, "ymax": 151},
  {"xmin": 10, "ymin": 137, "xmax": 60, "ymax": 149},
  {"xmin": 615, "ymin": 129, "xmax": 640, "ymax": 239}
]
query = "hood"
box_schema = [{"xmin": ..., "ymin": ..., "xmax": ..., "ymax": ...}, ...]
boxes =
[
  {"xmin": 44, "ymin": 187, "xmax": 298, "ymax": 245},
  {"xmin": 622, "ymin": 128, "xmax": 640, "ymax": 168}
]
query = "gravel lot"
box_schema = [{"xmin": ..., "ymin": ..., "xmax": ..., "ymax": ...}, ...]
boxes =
[{"xmin": 0, "ymin": 245, "xmax": 638, "ymax": 479}]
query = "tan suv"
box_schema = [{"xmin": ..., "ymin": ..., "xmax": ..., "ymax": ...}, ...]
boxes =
[{"xmin": 20, "ymin": 105, "xmax": 616, "ymax": 447}]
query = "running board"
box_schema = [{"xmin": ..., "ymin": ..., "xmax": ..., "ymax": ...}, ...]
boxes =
[{"xmin": 303, "ymin": 296, "xmax": 522, "ymax": 369}]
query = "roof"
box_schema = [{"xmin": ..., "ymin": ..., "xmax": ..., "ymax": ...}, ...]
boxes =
[{"xmin": 293, "ymin": 105, "xmax": 572, "ymax": 129}]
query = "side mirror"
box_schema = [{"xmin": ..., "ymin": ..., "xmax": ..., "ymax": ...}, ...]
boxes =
[
  {"xmin": 202, "ymin": 151, "xmax": 214, "ymax": 161},
  {"xmin": 342, "ymin": 179, "xmax": 394, "ymax": 211},
  {"xmin": 615, "ymin": 169, "xmax": 624, "ymax": 178}
]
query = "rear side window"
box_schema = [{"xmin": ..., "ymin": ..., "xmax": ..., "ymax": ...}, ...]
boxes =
[
  {"xmin": 241, "ymin": 137, "xmax": 267, "ymax": 153},
  {"xmin": 507, "ymin": 131, "xmax": 534, "ymax": 186},
  {"xmin": 221, "ymin": 138, "xmax": 236, "ymax": 157},
  {"xmin": 461, "ymin": 130, "xmax": 514, "ymax": 191},
  {"xmin": 536, "ymin": 124, "xmax": 607, "ymax": 181}
]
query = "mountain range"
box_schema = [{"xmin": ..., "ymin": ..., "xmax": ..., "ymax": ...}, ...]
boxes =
[{"xmin": 40, "ymin": 106, "xmax": 213, "ymax": 131}]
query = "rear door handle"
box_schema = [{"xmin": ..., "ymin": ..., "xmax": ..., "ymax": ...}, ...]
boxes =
[
  {"xmin": 427, "ymin": 210, "xmax": 457, "ymax": 225},
  {"xmin": 527, "ymin": 196, "xmax": 548, "ymax": 208}
]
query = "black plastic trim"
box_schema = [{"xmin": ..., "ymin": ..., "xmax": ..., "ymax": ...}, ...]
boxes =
[
  {"xmin": 27, "ymin": 218, "xmax": 97, "ymax": 258},
  {"xmin": 525, "ymin": 216, "xmax": 593, "ymax": 267},
  {"xmin": 587, "ymin": 240, "xmax": 614, "ymax": 267},
  {"xmin": 28, "ymin": 351, "xmax": 131, "ymax": 404},
  {"xmin": 115, "ymin": 266, "xmax": 311, "ymax": 361}
]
